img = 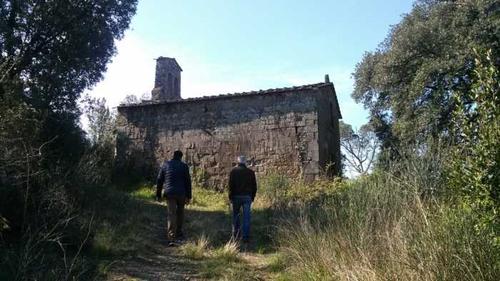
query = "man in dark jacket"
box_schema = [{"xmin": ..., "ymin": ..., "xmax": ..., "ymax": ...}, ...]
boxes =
[
  {"xmin": 156, "ymin": 150, "xmax": 192, "ymax": 244},
  {"xmin": 228, "ymin": 155, "xmax": 257, "ymax": 243}
]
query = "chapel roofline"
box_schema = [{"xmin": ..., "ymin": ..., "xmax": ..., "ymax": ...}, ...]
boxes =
[{"xmin": 118, "ymin": 80, "xmax": 342, "ymax": 119}]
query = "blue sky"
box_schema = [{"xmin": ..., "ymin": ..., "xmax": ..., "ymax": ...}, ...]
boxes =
[{"xmin": 88, "ymin": 0, "xmax": 414, "ymax": 129}]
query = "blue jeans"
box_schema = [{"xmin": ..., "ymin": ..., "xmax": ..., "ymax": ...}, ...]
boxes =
[{"xmin": 231, "ymin": 195, "xmax": 252, "ymax": 240}]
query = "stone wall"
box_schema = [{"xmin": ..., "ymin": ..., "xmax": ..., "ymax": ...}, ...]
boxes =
[
  {"xmin": 317, "ymin": 85, "xmax": 342, "ymax": 176},
  {"xmin": 151, "ymin": 57, "xmax": 181, "ymax": 101},
  {"xmin": 116, "ymin": 84, "xmax": 340, "ymax": 189},
  {"xmin": 117, "ymin": 83, "xmax": 340, "ymax": 189}
]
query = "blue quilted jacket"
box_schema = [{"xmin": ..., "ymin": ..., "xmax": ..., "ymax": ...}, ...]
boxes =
[{"xmin": 156, "ymin": 159, "xmax": 192, "ymax": 199}]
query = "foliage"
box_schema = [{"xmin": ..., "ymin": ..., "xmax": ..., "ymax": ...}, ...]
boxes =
[
  {"xmin": 0, "ymin": 0, "xmax": 137, "ymax": 279},
  {"xmin": 190, "ymin": 185, "xmax": 229, "ymax": 211},
  {"xmin": 1, "ymin": 0, "xmax": 137, "ymax": 108},
  {"xmin": 258, "ymin": 173, "xmax": 344, "ymax": 206},
  {"xmin": 278, "ymin": 156, "xmax": 499, "ymax": 281},
  {"xmin": 83, "ymin": 96, "xmax": 116, "ymax": 146},
  {"xmin": 352, "ymin": 0, "xmax": 500, "ymax": 157},
  {"xmin": 257, "ymin": 174, "xmax": 290, "ymax": 205},
  {"xmin": 79, "ymin": 96, "xmax": 117, "ymax": 185},
  {"xmin": 449, "ymin": 49, "xmax": 499, "ymax": 246},
  {"xmin": 339, "ymin": 121, "xmax": 379, "ymax": 176},
  {"xmin": 0, "ymin": 0, "xmax": 137, "ymax": 169}
]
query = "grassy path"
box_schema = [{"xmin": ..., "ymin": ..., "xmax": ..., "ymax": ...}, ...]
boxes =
[
  {"xmin": 103, "ymin": 186, "xmax": 284, "ymax": 280},
  {"xmin": 91, "ymin": 175, "xmax": 499, "ymax": 281},
  {"xmin": 105, "ymin": 197, "xmax": 196, "ymax": 280}
]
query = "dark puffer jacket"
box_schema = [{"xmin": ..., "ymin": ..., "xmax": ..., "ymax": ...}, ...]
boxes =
[
  {"xmin": 228, "ymin": 164, "xmax": 257, "ymax": 201},
  {"xmin": 156, "ymin": 159, "xmax": 192, "ymax": 199}
]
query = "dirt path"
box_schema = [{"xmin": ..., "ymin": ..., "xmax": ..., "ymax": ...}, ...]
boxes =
[
  {"xmin": 105, "ymin": 198, "xmax": 275, "ymax": 280},
  {"xmin": 107, "ymin": 250, "xmax": 196, "ymax": 280},
  {"xmin": 106, "ymin": 206, "xmax": 200, "ymax": 281}
]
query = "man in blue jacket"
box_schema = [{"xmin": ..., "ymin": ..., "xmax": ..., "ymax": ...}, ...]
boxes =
[{"xmin": 156, "ymin": 150, "xmax": 192, "ymax": 244}]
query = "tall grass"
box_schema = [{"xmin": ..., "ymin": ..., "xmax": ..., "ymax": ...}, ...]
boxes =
[{"xmin": 276, "ymin": 155, "xmax": 499, "ymax": 280}]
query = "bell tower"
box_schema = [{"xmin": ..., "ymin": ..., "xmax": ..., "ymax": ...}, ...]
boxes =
[{"xmin": 151, "ymin": 57, "xmax": 182, "ymax": 101}]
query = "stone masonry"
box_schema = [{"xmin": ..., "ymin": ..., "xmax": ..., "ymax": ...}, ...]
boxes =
[
  {"xmin": 116, "ymin": 58, "xmax": 342, "ymax": 189},
  {"xmin": 151, "ymin": 57, "xmax": 182, "ymax": 101}
]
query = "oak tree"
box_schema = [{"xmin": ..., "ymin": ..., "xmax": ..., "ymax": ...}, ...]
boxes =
[{"xmin": 352, "ymin": 0, "xmax": 499, "ymax": 158}]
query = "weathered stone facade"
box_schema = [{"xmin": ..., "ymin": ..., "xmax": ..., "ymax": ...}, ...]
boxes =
[
  {"xmin": 116, "ymin": 58, "xmax": 342, "ymax": 189},
  {"xmin": 151, "ymin": 57, "xmax": 182, "ymax": 101}
]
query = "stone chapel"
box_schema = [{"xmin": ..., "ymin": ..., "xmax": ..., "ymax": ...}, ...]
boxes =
[{"xmin": 116, "ymin": 57, "xmax": 342, "ymax": 188}]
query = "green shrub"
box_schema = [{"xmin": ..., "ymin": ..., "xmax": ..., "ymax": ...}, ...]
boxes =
[{"xmin": 449, "ymin": 49, "xmax": 499, "ymax": 247}]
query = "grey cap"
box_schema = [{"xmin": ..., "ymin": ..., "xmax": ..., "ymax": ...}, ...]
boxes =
[{"xmin": 237, "ymin": 155, "xmax": 246, "ymax": 165}]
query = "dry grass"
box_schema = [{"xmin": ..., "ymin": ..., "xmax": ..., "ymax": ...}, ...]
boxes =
[
  {"xmin": 180, "ymin": 235, "xmax": 209, "ymax": 260},
  {"xmin": 275, "ymin": 170, "xmax": 499, "ymax": 281},
  {"xmin": 99, "ymin": 153, "xmax": 500, "ymax": 280},
  {"xmin": 212, "ymin": 239, "xmax": 241, "ymax": 262}
]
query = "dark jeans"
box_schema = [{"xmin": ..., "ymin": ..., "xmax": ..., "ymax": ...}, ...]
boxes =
[
  {"xmin": 231, "ymin": 195, "xmax": 252, "ymax": 240},
  {"xmin": 165, "ymin": 195, "xmax": 185, "ymax": 241}
]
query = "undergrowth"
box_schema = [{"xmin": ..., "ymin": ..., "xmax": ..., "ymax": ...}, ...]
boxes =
[
  {"xmin": 9, "ymin": 158, "xmax": 493, "ymax": 280},
  {"xmin": 274, "ymin": 167, "xmax": 499, "ymax": 280}
]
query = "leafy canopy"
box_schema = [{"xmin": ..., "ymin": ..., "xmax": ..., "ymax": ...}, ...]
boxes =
[
  {"xmin": 0, "ymin": 0, "xmax": 137, "ymax": 165},
  {"xmin": 352, "ymin": 0, "xmax": 499, "ymax": 155},
  {"xmin": 0, "ymin": 0, "xmax": 138, "ymax": 113}
]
